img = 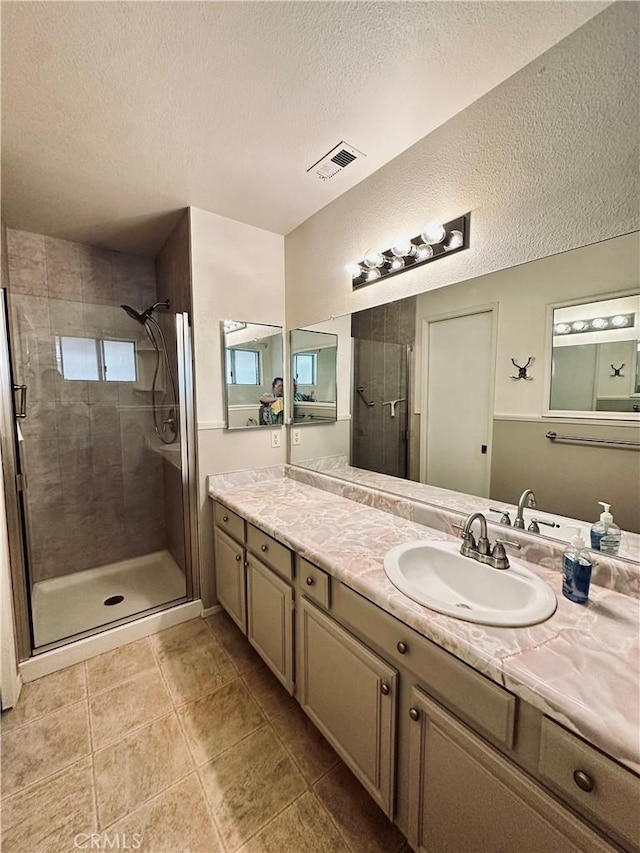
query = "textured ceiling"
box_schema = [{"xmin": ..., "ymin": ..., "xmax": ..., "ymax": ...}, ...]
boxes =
[{"xmin": 1, "ymin": 1, "xmax": 609, "ymax": 256}]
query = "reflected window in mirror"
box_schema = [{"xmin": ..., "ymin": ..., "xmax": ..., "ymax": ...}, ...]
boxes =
[
  {"xmin": 548, "ymin": 293, "xmax": 640, "ymax": 417},
  {"xmin": 222, "ymin": 321, "xmax": 284, "ymax": 429},
  {"xmin": 290, "ymin": 329, "xmax": 338, "ymax": 425}
]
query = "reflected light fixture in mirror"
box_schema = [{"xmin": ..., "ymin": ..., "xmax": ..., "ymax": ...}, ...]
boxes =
[{"xmin": 348, "ymin": 213, "xmax": 470, "ymax": 290}]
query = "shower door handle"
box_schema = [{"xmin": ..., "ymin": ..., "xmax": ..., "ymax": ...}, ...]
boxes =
[{"xmin": 13, "ymin": 384, "xmax": 27, "ymax": 419}]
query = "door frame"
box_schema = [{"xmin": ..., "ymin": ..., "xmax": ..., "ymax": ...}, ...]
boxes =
[{"xmin": 418, "ymin": 303, "xmax": 498, "ymax": 492}]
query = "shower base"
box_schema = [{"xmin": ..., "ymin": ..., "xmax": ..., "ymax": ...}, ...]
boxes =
[{"xmin": 31, "ymin": 550, "xmax": 186, "ymax": 647}]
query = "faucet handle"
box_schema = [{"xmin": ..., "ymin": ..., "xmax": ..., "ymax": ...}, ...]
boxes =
[
  {"xmin": 494, "ymin": 539, "xmax": 522, "ymax": 550},
  {"xmin": 490, "ymin": 539, "xmax": 522, "ymax": 570},
  {"xmin": 528, "ymin": 518, "xmax": 559, "ymax": 534},
  {"xmin": 489, "ymin": 508, "xmax": 512, "ymax": 525}
]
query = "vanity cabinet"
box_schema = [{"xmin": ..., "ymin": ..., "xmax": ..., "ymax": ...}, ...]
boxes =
[
  {"xmin": 246, "ymin": 552, "xmax": 294, "ymax": 693},
  {"xmin": 213, "ymin": 502, "xmax": 294, "ymax": 693},
  {"xmin": 212, "ymin": 499, "xmax": 638, "ymax": 852},
  {"xmin": 213, "ymin": 526, "xmax": 247, "ymax": 633},
  {"xmin": 407, "ymin": 687, "xmax": 616, "ymax": 853},
  {"xmin": 297, "ymin": 596, "xmax": 397, "ymax": 817}
]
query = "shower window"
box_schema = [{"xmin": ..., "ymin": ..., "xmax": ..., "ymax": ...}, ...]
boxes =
[
  {"xmin": 55, "ymin": 335, "xmax": 136, "ymax": 382},
  {"xmin": 226, "ymin": 347, "xmax": 261, "ymax": 385},
  {"xmin": 293, "ymin": 351, "xmax": 317, "ymax": 385}
]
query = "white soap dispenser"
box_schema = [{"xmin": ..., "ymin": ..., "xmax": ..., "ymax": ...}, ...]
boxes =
[
  {"xmin": 562, "ymin": 529, "xmax": 593, "ymax": 605},
  {"xmin": 590, "ymin": 502, "xmax": 621, "ymax": 556}
]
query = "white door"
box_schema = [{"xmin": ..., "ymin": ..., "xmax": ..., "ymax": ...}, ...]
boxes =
[{"xmin": 423, "ymin": 310, "xmax": 494, "ymax": 497}]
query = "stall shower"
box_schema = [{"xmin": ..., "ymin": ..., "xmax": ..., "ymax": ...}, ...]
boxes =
[
  {"xmin": 2, "ymin": 229, "xmax": 195, "ymax": 652},
  {"xmin": 351, "ymin": 299, "xmax": 415, "ymax": 480}
]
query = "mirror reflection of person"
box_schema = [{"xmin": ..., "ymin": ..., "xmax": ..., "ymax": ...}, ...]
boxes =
[{"xmin": 259, "ymin": 377, "xmax": 284, "ymax": 425}]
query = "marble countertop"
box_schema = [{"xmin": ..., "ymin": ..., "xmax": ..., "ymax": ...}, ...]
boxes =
[{"xmin": 207, "ymin": 470, "xmax": 640, "ymax": 775}]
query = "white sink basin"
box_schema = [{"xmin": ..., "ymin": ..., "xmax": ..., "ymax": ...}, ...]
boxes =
[{"xmin": 383, "ymin": 540, "xmax": 557, "ymax": 627}]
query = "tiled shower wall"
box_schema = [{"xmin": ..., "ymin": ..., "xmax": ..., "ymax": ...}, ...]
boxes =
[
  {"xmin": 351, "ymin": 298, "xmax": 415, "ymax": 479},
  {"xmin": 6, "ymin": 229, "xmax": 166, "ymax": 583}
]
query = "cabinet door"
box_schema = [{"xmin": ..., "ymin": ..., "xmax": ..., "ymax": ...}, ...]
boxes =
[
  {"xmin": 298, "ymin": 598, "xmax": 397, "ymax": 818},
  {"xmin": 214, "ymin": 527, "xmax": 247, "ymax": 633},
  {"xmin": 407, "ymin": 687, "xmax": 616, "ymax": 853},
  {"xmin": 246, "ymin": 554, "xmax": 294, "ymax": 694}
]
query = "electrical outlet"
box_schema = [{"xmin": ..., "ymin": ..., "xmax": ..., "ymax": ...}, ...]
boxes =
[
  {"xmin": 292, "ymin": 429, "xmax": 301, "ymax": 446},
  {"xmin": 271, "ymin": 430, "xmax": 281, "ymax": 449}
]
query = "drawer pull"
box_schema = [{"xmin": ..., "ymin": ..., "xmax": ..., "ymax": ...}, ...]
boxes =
[
  {"xmin": 573, "ymin": 770, "xmax": 595, "ymax": 793},
  {"xmin": 380, "ymin": 682, "xmax": 390, "ymax": 695},
  {"xmin": 222, "ymin": 515, "xmax": 229, "ymax": 522},
  {"xmin": 306, "ymin": 577, "xmax": 315, "ymax": 586},
  {"xmin": 397, "ymin": 641, "xmax": 408, "ymax": 655},
  {"xmin": 261, "ymin": 544, "xmax": 268, "ymax": 552},
  {"xmin": 235, "ymin": 554, "xmax": 241, "ymax": 562},
  {"xmin": 409, "ymin": 707, "xmax": 420, "ymax": 721}
]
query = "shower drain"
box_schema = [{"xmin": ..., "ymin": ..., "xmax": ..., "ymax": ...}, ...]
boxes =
[{"xmin": 104, "ymin": 595, "xmax": 125, "ymax": 606}]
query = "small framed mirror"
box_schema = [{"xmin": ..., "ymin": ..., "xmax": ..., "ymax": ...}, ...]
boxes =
[
  {"xmin": 290, "ymin": 328, "xmax": 338, "ymax": 425},
  {"xmin": 222, "ymin": 321, "xmax": 284, "ymax": 429},
  {"xmin": 547, "ymin": 293, "xmax": 640, "ymax": 417}
]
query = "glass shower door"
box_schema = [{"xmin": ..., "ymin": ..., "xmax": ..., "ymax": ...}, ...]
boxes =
[
  {"xmin": 6, "ymin": 283, "xmax": 193, "ymax": 650},
  {"xmin": 352, "ymin": 339, "xmax": 410, "ymax": 479}
]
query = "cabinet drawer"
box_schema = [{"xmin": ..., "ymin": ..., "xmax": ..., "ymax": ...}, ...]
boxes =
[
  {"xmin": 246, "ymin": 524, "xmax": 293, "ymax": 582},
  {"xmin": 332, "ymin": 582, "xmax": 516, "ymax": 749},
  {"xmin": 214, "ymin": 503, "xmax": 245, "ymax": 542},
  {"xmin": 538, "ymin": 717, "xmax": 640, "ymax": 850},
  {"xmin": 298, "ymin": 556, "xmax": 331, "ymax": 609}
]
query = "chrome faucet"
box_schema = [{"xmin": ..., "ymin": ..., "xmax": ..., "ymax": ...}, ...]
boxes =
[
  {"xmin": 514, "ymin": 489, "xmax": 537, "ymax": 529},
  {"xmin": 459, "ymin": 512, "xmax": 491, "ymax": 560},
  {"xmin": 455, "ymin": 511, "xmax": 521, "ymax": 569}
]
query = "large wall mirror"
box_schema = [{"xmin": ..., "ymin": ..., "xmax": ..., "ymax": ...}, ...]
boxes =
[
  {"xmin": 290, "ymin": 328, "xmax": 338, "ymax": 425},
  {"xmin": 222, "ymin": 321, "xmax": 284, "ymax": 429},
  {"xmin": 548, "ymin": 294, "xmax": 640, "ymax": 416},
  {"xmin": 289, "ymin": 232, "xmax": 640, "ymax": 562}
]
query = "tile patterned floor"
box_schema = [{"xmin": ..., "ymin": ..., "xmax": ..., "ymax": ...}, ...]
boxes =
[{"xmin": 1, "ymin": 614, "xmax": 410, "ymax": 853}]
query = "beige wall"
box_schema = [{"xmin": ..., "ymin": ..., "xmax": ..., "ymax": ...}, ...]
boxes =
[
  {"xmin": 285, "ymin": 4, "xmax": 639, "ymax": 329},
  {"xmin": 189, "ymin": 207, "xmax": 286, "ymax": 606}
]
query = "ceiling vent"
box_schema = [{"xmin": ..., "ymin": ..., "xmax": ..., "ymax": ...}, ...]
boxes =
[{"xmin": 307, "ymin": 142, "xmax": 366, "ymax": 181}]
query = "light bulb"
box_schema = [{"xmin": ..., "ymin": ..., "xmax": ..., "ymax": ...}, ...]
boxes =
[
  {"xmin": 366, "ymin": 267, "xmax": 381, "ymax": 282},
  {"xmin": 444, "ymin": 230, "xmax": 464, "ymax": 251},
  {"xmin": 389, "ymin": 256, "xmax": 405, "ymax": 272},
  {"xmin": 572, "ymin": 320, "xmax": 587, "ymax": 331},
  {"xmin": 421, "ymin": 222, "xmax": 446, "ymax": 245},
  {"xmin": 346, "ymin": 262, "xmax": 363, "ymax": 279},
  {"xmin": 390, "ymin": 236, "xmax": 414, "ymax": 258},
  {"xmin": 612, "ymin": 315, "xmax": 628, "ymax": 327},
  {"xmin": 554, "ymin": 323, "xmax": 571, "ymax": 334},
  {"xmin": 414, "ymin": 243, "xmax": 434, "ymax": 262},
  {"xmin": 591, "ymin": 317, "xmax": 607, "ymax": 329},
  {"xmin": 363, "ymin": 249, "xmax": 384, "ymax": 269}
]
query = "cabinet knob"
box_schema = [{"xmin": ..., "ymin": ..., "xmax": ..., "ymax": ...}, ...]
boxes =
[
  {"xmin": 409, "ymin": 707, "xmax": 420, "ymax": 721},
  {"xmin": 397, "ymin": 641, "xmax": 408, "ymax": 655},
  {"xmin": 244, "ymin": 561, "xmax": 249, "ymax": 568},
  {"xmin": 573, "ymin": 770, "xmax": 595, "ymax": 793},
  {"xmin": 306, "ymin": 577, "xmax": 315, "ymax": 586},
  {"xmin": 380, "ymin": 682, "xmax": 390, "ymax": 695},
  {"xmin": 261, "ymin": 544, "xmax": 268, "ymax": 552},
  {"xmin": 235, "ymin": 554, "xmax": 241, "ymax": 562},
  {"xmin": 222, "ymin": 515, "xmax": 229, "ymax": 522}
]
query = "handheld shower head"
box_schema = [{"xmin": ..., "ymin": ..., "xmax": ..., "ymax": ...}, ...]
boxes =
[
  {"xmin": 121, "ymin": 304, "xmax": 146, "ymax": 324},
  {"xmin": 121, "ymin": 300, "xmax": 170, "ymax": 325}
]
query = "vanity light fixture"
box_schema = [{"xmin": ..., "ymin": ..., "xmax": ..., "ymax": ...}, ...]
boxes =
[
  {"xmin": 348, "ymin": 213, "xmax": 470, "ymax": 290},
  {"xmin": 223, "ymin": 320, "xmax": 247, "ymax": 333},
  {"xmin": 554, "ymin": 313, "xmax": 635, "ymax": 337}
]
